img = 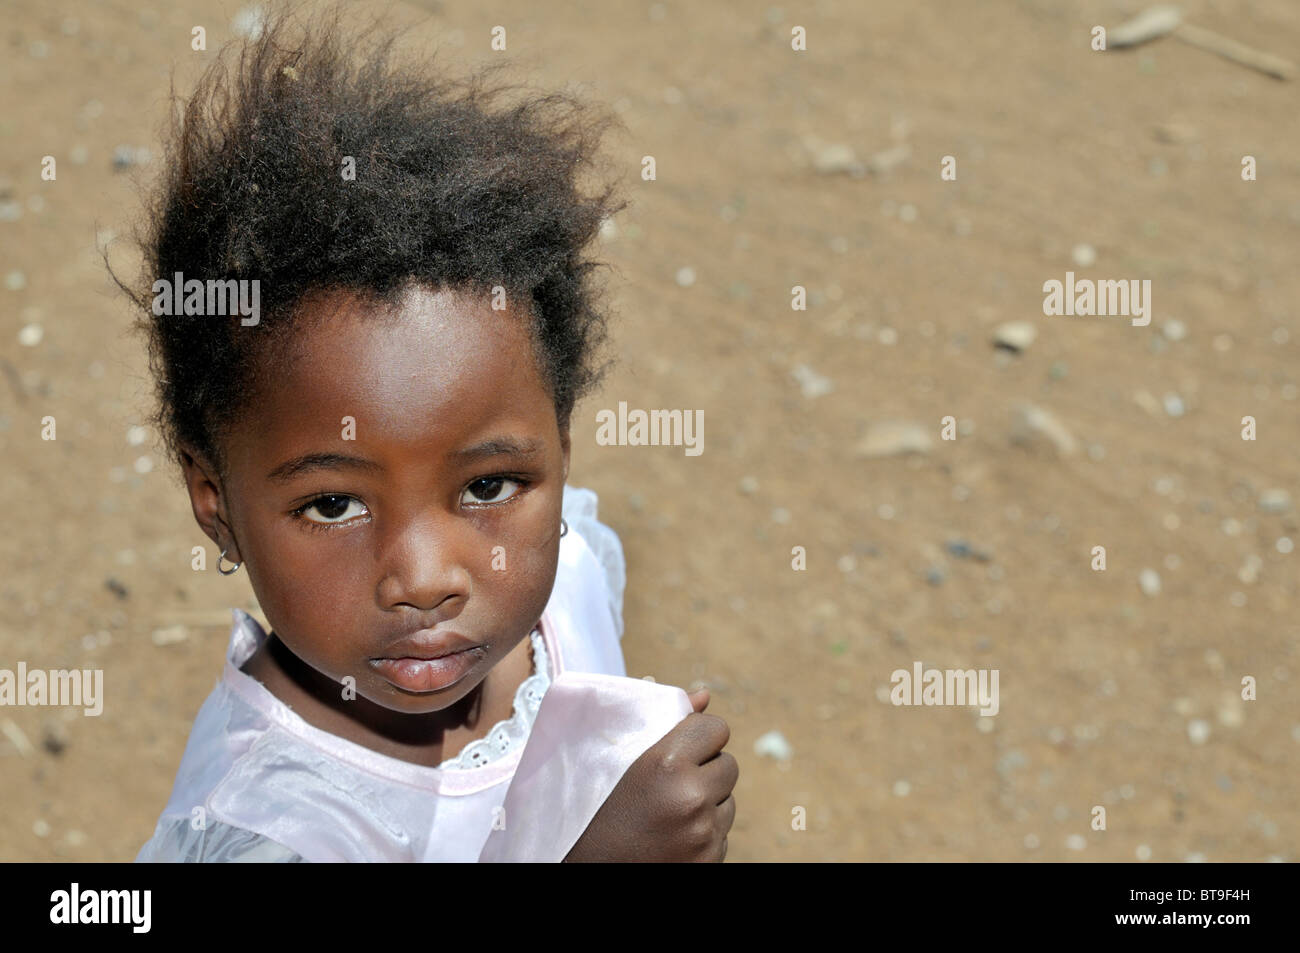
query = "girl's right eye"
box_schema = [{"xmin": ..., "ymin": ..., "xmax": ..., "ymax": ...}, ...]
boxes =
[{"xmin": 294, "ymin": 494, "xmax": 369, "ymax": 526}]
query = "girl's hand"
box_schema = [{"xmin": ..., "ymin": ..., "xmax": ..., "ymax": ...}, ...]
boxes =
[{"xmin": 563, "ymin": 688, "xmax": 738, "ymax": 862}]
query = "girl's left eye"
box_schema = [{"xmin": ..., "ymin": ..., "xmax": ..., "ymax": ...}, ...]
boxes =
[
  {"xmin": 462, "ymin": 477, "xmax": 525, "ymax": 506},
  {"xmin": 295, "ymin": 494, "xmax": 369, "ymax": 525}
]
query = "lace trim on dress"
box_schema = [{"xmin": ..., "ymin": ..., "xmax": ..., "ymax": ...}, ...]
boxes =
[{"xmin": 436, "ymin": 627, "xmax": 550, "ymax": 770}]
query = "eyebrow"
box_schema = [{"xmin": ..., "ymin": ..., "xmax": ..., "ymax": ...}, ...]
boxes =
[{"xmin": 265, "ymin": 437, "xmax": 544, "ymax": 484}]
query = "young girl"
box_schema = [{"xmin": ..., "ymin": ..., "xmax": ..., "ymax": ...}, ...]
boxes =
[{"xmin": 122, "ymin": 4, "xmax": 736, "ymax": 862}]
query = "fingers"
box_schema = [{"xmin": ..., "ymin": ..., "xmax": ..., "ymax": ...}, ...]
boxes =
[
  {"xmin": 670, "ymin": 712, "xmax": 729, "ymax": 765},
  {"xmin": 688, "ymin": 688, "xmax": 710, "ymax": 713},
  {"xmin": 698, "ymin": 750, "xmax": 739, "ymax": 804}
]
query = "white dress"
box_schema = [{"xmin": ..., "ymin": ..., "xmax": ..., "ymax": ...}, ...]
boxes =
[{"xmin": 135, "ymin": 485, "xmax": 692, "ymax": 862}]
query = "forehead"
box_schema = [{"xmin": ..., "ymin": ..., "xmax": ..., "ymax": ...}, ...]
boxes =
[{"xmin": 225, "ymin": 284, "xmax": 553, "ymax": 476}]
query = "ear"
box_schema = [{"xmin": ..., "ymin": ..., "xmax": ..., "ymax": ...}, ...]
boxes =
[{"xmin": 178, "ymin": 445, "xmax": 242, "ymax": 564}]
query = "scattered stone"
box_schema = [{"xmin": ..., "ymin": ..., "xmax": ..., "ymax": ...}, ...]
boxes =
[
  {"xmin": 32, "ymin": 819, "xmax": 51, "ymax": 838},
  {"xmin": 1065, "ymin": 834, "xmax": 1087, "ymax": 851},
  {"xmin": 867, "ymin": 143, "xmax": 910, "ymax": 175},
  {"xmin": 1187, "ymin": 719, "xmax": 1211, "ymax": 745},
  {"xmin": 151, "ymin": 624, "xmax": 190, "ymax": 646},
  {"xmin": 738, "ymin": 475, "xmax": 758, "ymax": 495},
  {"xmin": 2, "ymin": 718, "xmax": 35, "ymax": 757},
  {"xmin": 42, "ymin": 722, "xmax": 67, "ymax": 756},
  {"xmin": 1258, "ymin": 488, "xmax": 1292, "ymax": 513},
  {"xmin": 946, "ymin": 539, "xmax": 993, "ymax": 562},
  {"xmin": 892, "ymin": 779, "xmax": 911, "ymax": 797},
  {"xmin": 992, "ymin": 320, "xmax": 1037, "ymax": 353},
  {"xmin": 753, "ymin": 730, "xmax": 793, "ymax": 761},
  {"xmin": 790, "ymin": 364, "xmax": 832, "ymax": 399},
  {"xmin": 5, "ymin": 270, "xmax": 27, "ymax": 291},
  {"xmin": 1161, "ymin": 319, "xmax": 1188, "ymax": 341},
  {"xmin": 1163, "ymin": 393, "xmax": 1186, "ymax": 418},
  {"xmin": 855, "ymin": 421, "xmax": 932, "ymax": 458},
  {"xmin": 1139, "ymin": 568, "xmax": 1162, "ymax": 597},
  {"xmin": 17, "ymin": 324, "xmax": 43, "ymax": 347},
  {"xmin": 924, "ymin": 566, "xmax": 946, "ymax": 586},
  {"xmin": 104, "ymin": 577, "xmax": 128, "ymax": 600},
  {"xmin": 812, "ymin": 142, "xmax": 863, "ymax": 176},
  {"xmin": 1108, "ymin": 5, "xmax": 1182, "ymax": 48},
  {"xmin": 674, "ymin": 265, "xmax": 696, "ymax": 287},
  {"xmin": 1010, "ymin": 403, "xmax": 1079, "ymax": 457},
  {"xmin": 1071, "ymin": 243, "xmax": 1097, "ymax": 268},
  {"xmin": 1136, "ymin": 844, "xmax": 1152, "ymax": 860},
  {"xmin": 1133, "ymin": 389, "xmax": 1162, "ymax": 416}
]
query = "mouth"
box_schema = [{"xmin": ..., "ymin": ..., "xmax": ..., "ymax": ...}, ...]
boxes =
[
  {"xmin": 369, "ymin": 646, "xmax": 488, "ymax": 693},
  {"xmin": 369, "ymin": 630, "xmax": 488, "ymax": 693}
]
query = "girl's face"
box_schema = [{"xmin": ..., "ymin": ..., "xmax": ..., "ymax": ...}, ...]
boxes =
[{"xmin": 183, "ymin": 284, "xmax": 570, "ymax": 717}]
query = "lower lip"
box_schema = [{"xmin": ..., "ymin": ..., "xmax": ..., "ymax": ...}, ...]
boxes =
[{"xmin": 370, "ymin": 649, "xmax": 484, "ymax": 693}]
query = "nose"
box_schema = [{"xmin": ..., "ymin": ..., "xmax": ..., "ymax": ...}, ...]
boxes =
[{"xmin": 375, "ymin": 507, "xmax": 472, "ymax": 614}]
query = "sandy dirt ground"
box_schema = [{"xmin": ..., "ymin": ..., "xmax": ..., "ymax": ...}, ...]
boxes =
[{"xmin": 1, "ymin": 0, "xmax": 1297, "ymax": 862}]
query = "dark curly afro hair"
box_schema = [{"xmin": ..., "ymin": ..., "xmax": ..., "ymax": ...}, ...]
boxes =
[{"xmin": 113, "ymin": 1, "xmax": 628, "ymax": 483}]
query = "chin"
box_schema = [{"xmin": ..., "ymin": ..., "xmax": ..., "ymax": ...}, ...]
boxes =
[{"xmin": 367, "ymin": 669, "xmax": 487, "ymax": 713}]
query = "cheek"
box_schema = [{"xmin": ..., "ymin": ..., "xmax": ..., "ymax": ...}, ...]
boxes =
[{"xmin": 475, "ymin": 515, "xmax": 562, "ymax": 625}]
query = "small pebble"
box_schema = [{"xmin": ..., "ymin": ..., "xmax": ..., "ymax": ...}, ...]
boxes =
[
  {"xmin": 33, "ymin": 819, "xmax": 51, "ymax": 838},
  {"xmin": 18, "ymin": 324, "xmax": 43, "ymax": 347},
  {"xmin": 992, "ymin": 320, "xmax": 1037, "ymax": 353},
  {"xmin": 855, "ymin": 421, "xmax": 932, "ymax": 458},
  {"xmin": 738, "ymin": 475, "xmax": 758, "ymax": 495},
  {"xmin": 892, "ymin": 779, "xmax": 911, "ymax": 797},
  {"xmin": 1277, "ymin": 537, "xmax": 1293, "ymax": 554},
  {"xmin": 812, "ymin": 143, "xmax": 862, "ymax": 175},
  {"xmin": 1024, "ymin": 833, "xmax": 1040, "ymax": 849},
  {"xmin": 1136, "ymin": 844, "xmax": 1152, "ymax": 860},
  {"xmin": 1139, "ymin": 568, "xmax": 1161, "ymax": 596},
  {"xmin": 1071, "ymin": 243, "xmax": 1097, "ymax": 268},
  {"xmin": 1011, "ymin": 403, "xmax": 1078, "ymax": 456},
  {"xmin": 1187, "ymin": 719, "xmax": 1211, "ymax": 745},
  {"xmin": 791, "ymin": 364, "xmax": 833, "ymax": 399},
  {"xmin": 6, "ymin": 270, "xmax": 27, "ymax": 291},
  {"xmin": 1163, "ymin": 393, "xmax": 1185, "ymax": 418},
  {"xmin": 674, "ymin": 266, "xmax": 696, "ymax": 288},
  {"xmin": 1258, "ymin": 489, "xmax": 1292, "ymax": 513},
  {"xmin": 1065, "ymin": 834, "xmax": 1087, "ymax": 851},
  {"xmin": 127, "ymin": 425, "xmax": 148, "ymax": 446},
  {"xmin": 754, "ymin": 730, "xmax": 793, "ymax": 762},
  {"xmin": 1161, "ymin": 319, "xmax": 1187, "ymax": 342}
]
